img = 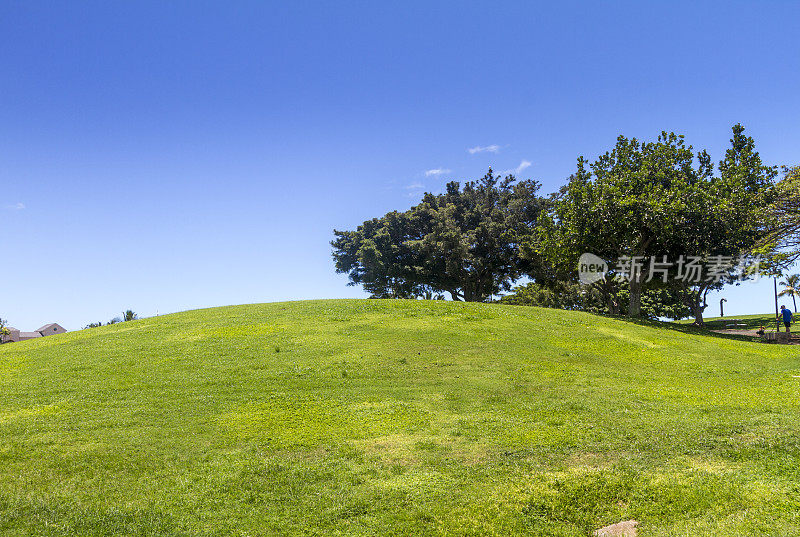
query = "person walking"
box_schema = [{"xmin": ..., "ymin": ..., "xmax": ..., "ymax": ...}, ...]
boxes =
[{"xmin": 780, "ymin": 305, "xmax": 793, "ymax": 334}]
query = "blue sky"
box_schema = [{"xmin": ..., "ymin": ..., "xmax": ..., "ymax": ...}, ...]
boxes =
[{"xmin": 2, "ymin": 1, "xmax": 799, "ymax": 330}]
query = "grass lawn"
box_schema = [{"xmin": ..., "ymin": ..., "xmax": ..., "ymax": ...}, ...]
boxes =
[
  {"xmin": 676, "ymin": 313, "xmax": 783, "ymax": 331},
  {"xmin": 2, "ymin": 299, "xmax": 800, "ymax": 536}
]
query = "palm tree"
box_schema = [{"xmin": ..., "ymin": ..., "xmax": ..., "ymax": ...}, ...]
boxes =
[{"xmin": 778, "ymin": 274, "xmax": 800, "ymax": 312}]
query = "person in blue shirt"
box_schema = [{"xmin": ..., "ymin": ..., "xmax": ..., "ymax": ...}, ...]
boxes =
[{"xmin": 780, "ymin": 305, "xmax": 793, "ymax": 333}]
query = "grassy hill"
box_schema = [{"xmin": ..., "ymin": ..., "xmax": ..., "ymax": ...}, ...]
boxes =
[{"xmin": 2, "ymin": 300, "xmax": 799, "ymax": 536}]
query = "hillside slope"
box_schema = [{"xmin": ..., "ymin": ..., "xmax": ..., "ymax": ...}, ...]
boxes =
[{"xmin": 1, "ymin": 300, "xmax": 799, "ymax": 536}]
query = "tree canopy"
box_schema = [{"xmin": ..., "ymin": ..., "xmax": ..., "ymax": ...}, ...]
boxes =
[
  {"xmin": 333, "ymin": 125, "xmax": 780, "ymax": 324},
  {"xmin": 332, "ymin": 170, "xmax": 546, "ymax": 302},
  {"xmin": 765, "ymin": 166, "xmax": 800, "ymax": 259},
  {"xmin": 528, "ymin": 125, "xmax": 777, "ymax": 324}
]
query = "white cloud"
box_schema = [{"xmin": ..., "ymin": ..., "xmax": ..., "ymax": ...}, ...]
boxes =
[
  {"xmin": 5, "ymin": 202, "xmax": 25, "ymax": 210},
  {"xmin": 424, "ymin": 168, "xmax": 451, "ymax": 177},
  {"xmin": 468, "ymin": 145, "xmax": 500, "ymax": 154},
  {"xmin": 499, "ymin": 160, "xmax": 532, "ymax": 176},
  {"xmin": 515, "ymin": 160, "xmax": 532, "ymax": 174},
  {"xmin": 405, "ymin": 182, "xmax": 424, "ymax": 190}
]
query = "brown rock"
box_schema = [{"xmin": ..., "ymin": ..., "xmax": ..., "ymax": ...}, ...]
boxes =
[{"xmin": 593, "ymin": 519, "xmax": 638, "ymax": 537}]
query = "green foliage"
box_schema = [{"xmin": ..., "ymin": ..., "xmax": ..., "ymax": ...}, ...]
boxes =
[
  {"xmin": 632, "ymin": 287, "xmax": 692, "ymax": 320},
  {"xmin": 332, "ymin": 169, "xmax": 547, "ymax": 301},
  {"xmin": 499, "ymin": 281, "xmax": 607, "ymax": 313},
  {"xmin": 0, "ymin": 318, "xmax": 9, "ymax": 343},
  {"xmin": 768, "ymin": 166, "xmax": 800, "ymax": 259},
  {"xmin": 778, "ymin": 274, "xmax": 800, "ymax": 312},
  {"xmin": 501, "ymin": 281, "xmax": 691, "ymax": 319},
  {"xmin": 84, "ymin": 311, "xmax": 138, "ymax": 329},
  {"xmin": 332, "ymin": 126, "xmax": 778, "ymax": 320},
  {"xmin": 668, "ymin": 124, "xmax": 778, "ymax": 324},
  {"xmin": 530, "ymin": 125, "xmax": 777, "ymax": 324},
  {"xmin": 532, "ymin": 130, "xmax": 711, "ymax": 317},
  {"xmin": 0, "ymin": 300, "xmax": 799, "ymax": 535}
]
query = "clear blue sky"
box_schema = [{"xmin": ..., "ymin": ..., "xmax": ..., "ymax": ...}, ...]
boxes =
[{"xmin": 2, "ymin": 1, "xmax": 799, "ymax": 330}]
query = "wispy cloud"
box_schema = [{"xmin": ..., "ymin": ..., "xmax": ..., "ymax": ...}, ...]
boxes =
[
  {"xmin": 405, "ymin": 182, "xmax": 424, "ymax": 190},
  {"xmin": 468, "ymin": 144, "xmax": 500, "ymax": 154},
  {"xmin": 424, "ymin": 168, "xmax": 451, "ymax": 177},
  {"xmin": 5, "ymin": 202, "xmax": 25, "ymax": 210},
  {"xmin": 515, "ymin": 160, "xmax": 532, "ymax": 174},
  {"xmin": 500, "ymin": 160, "xmax": 532, "ymax": 176}
]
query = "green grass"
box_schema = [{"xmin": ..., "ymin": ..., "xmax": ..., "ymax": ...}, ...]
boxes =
[
  {"xmin": 676, "ymin": 313, "xmax": 783, "ymax": 331},
  {"xmin": 691, "ymin": 313, "xmax": 783, "ymax": 331},
  {"xmin": 2, "ymin": 299, "xmax": 800, "ymax": 536}
]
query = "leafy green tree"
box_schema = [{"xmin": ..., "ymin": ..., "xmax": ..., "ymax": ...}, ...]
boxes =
[
  {"xmin": 122, "ymin": 310, "xmax": 138, "ymax": 322},
  {"xmin": 530, "ymin": 125, "xmax": 776, "ymax": 324},
  {"xmin": 667, "ymin": 124, "xmax": 778, "ymax": 325},
  {"xmin": 534, "ymin": 131, "xmax": 713, "ymax": 318},
  {"xmin": 330, "ymin": 211, "xmax": 424, "ymax": 298},
  {"xmin": 332, "ymin": 170, "xmax": 546, "ymax": 301},
  {"xmin": 778, "ymin": 274, "xmax": 800, "ymax": 312}
]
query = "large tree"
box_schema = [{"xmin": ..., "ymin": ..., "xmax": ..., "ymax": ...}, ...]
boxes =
[
  {"xmin": 535, "ymin": 131, "xmax": 712, "ymax": 317},
  {"xmin": 329, "ymin": 211, "xmax": 424, "ymax": 298},
  {"xmin": 665, "ymin": 124, "xmax": 778, "ymax": 325},
  {"xmin": 531, "ymin": 125, "xmax": 777, "ymax": 323},
  {"xmin": 332, "ymin": 170, "xmax": 546, "ymax": 301}
]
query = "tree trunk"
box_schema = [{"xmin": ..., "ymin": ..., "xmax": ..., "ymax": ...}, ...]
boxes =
[
  {"xmin": 793, "ymin": 293, "xmax": 797, "ymax": 313},
  {"xmin": 690, "ymin": 287, "xmax": 709, "ymax": 326},
  {"xmin": 628, "ymin": 274, "xmax": 643, "ymax": 318},
  {"xmin": 693, "ymin": 303, "xmax": 705, "ymax": 326},
  {"xmin": 463, "ymin": 288, "xmax": 473, "ymax": 302}
]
